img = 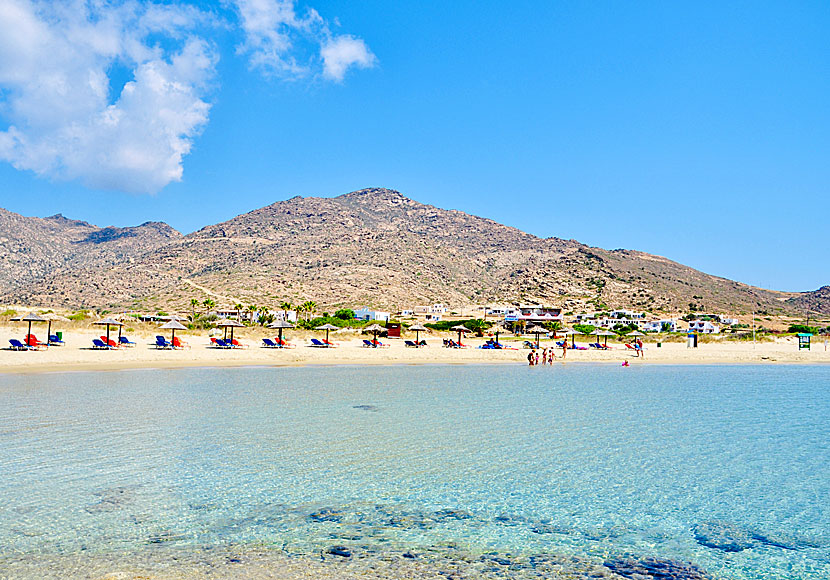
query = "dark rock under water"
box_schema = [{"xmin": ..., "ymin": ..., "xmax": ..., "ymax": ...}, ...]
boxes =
[{"xmin": 605, "ymin": 556, "xmax": 712, "ymax": 580}]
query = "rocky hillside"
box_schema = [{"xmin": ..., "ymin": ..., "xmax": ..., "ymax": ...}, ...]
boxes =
[
  {"xmin": 0, "ymin": 208, "xmax": 181, "ymax": 294},
  {"xmin": 0, "ymin": 189, "xmax": 825, "ymax": 317},
  {"xmin": 786, "ymin": 286, "xmax": 830, "ymax": 316}
]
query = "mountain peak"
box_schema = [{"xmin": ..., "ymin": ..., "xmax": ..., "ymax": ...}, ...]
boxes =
[{"xmin": 339, "ymin": 187, "xmax": 409, "ymax": 202}]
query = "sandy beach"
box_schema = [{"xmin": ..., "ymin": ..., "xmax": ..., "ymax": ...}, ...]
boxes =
[{"xmin": 1, "ymin": 324, "xmax": 827, "ymax": 374}]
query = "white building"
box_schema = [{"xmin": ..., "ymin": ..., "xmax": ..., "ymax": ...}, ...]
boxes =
[
  {"xmin": 512, "ymin": 305, "xmax": 563, "ymax": 324},
  {"xmin": 643, "ymin": 319, "xmax": 679, "ymax": 333},
  {"xmin": 414, "ymin": 304, "xmax": 448, "ymax": 315},
  {"xmin": 688, "ymin": 320, "xmax": 721, "ymax": 334},
  {"xmin": 355, "ymin": 307, "xmax": 390, "ymax": 322}
]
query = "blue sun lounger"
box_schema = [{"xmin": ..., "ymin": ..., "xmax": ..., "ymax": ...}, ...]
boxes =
[
  {"xmin": 262, "ymin": 338, "xmax": 278, "ymax": 348},
  {"xmin": 310, "ymin": 338, "xmax": 327, "ymax": 347},
  {"xmin": 9, "ymin": 339, "xmax": 30, "ymax": 350},
  {"xmin": 118, "ymin": 336, "xmax": 136, "ymax": 347},
  {"xmin": 92, "ymin": 338, "xmax": 111, "ymax": 349},
  {"xmin": 154, "ymin": 336, "xmax": 172, "ymax": 349},
  {"xmin": 48, "ymin": 334, "xmax": 65, "ymax": 346}
]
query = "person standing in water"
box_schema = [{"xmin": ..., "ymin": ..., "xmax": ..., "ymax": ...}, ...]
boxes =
[{"xmin": 527, "ymin": 350, "xmax": 535, "ymax": 366}]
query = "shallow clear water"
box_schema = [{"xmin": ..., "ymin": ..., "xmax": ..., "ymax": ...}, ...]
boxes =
[{"xmin": 0, "ymin": 364, "xmax": 828, "ymax": 578}]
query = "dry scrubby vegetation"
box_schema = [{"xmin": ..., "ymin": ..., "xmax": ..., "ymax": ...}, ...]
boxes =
[{"xmin": 1, "ymin": 189, "xmax": 827, "ymax": 320}]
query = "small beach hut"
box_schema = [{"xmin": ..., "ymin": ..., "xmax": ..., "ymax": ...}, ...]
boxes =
[
  {"xmin": 268, "ymin": 319, "xmax": 294, "ymax": 346},
  {"xmin": 451, "ymin": 324, "xmax": 471, "ymax": 346},
  {"xmin": 94, "ymin": 317, "xmax": 123, "ymax": 346},
  {"xmin": 363, "ymin": 323, "xmax": 386, "ymax": 346},
  {"xmin": 408, "ymin": 323, "xmax": 427, "ymax": 346},
  {"xmin": 315, "ymin": 323, "xmax": 340, "ymax": 346},
  {"xmin": 160, "ymin": 319, "xmax": 187, "ymax": 347},
  {"xmin": 525, "ymin": 325, "xmax": 547, "ymax": 349},
  {"xmin": 216, "ymin": 318, "xmax": 244, "ymax": 341},
  {"xmin": 20, "ymin": 312, "xmax": 46, "ymax": 347}
]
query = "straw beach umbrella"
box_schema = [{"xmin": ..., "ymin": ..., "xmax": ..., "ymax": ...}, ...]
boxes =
[
  {"xmin": 451, "ymin": 324, "xmax": 471, "ymax": 346},
  {"xmin": 216, "ymin": 318, "xmax": 244, "ymax": 341},
  {"xmin": 315, "ymin": 323, "xmax": 340, "ymax": 346},
  {"xmin": 627, "ymin": 330, "xmax": 645, "ymax": 338},
  {"xmin": 20, "ymin": 312, "xmax": 46, "ymax": 347},
  {"xmin": 595, "ymin": 329, "xmax": 616, "ymax": 347},
  {"xmin": 525, "ymin": 324, "xmax": 547, "ymax": 349},
  {"xmin": 94, "ymin": 317, "xmax": 123, "ymax": 346},
  {"xmin": 363, "ymin": 323, "xmax": 386, "ymax": 346},
  {"xmin": 160, "ymin": 319, "xmax": 187, "ymax": 346},
  {"xmin": 268, "ymin": 319, "xmax": 294, "ymax": 346},
  {"xmin": 42, "ymin": 313, "xmax": 69, "ymax": 345},
  {"xmin": 408, "ymin": 323, "xmax": 427, "ymax": 346}
]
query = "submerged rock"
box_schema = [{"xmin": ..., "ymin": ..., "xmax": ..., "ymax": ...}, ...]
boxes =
[
  {"xmin": 326, "ymin": 545, "xmax": 352, "ymax": 558},
  {"xmin": 308, "ymin": 508, "xmax": 343, "ymax": 523},
  {"xmin": 352, "ymin": 405, "xmax": 379, "ymax": 412},
  {"xmin": 605, "ymin": 556, "xmax": 711, "ymax": 580},
  {"xmin": 692, "ymin": 521, "xmax": 754, "ymax": 552},
  {"xmin": 86, "ymin": 487, "xmax": 136, "ymax": 513}
]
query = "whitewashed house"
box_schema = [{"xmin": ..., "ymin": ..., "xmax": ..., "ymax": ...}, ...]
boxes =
[
  {"xmin": 355, "ymin": 307, "xmax": 390, "ymax": 322},
  {"xmin": 688, "ymin": 320, "xmax": 721, "ymax": 334}
]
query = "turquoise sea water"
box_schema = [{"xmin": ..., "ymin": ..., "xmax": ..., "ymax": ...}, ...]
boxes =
[{"xmin": 0, "ymin": 364, "xmax": 828, "ymax": 579}]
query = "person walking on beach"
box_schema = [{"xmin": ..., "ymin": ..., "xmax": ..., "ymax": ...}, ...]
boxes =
[
  {"xmin": 561, "ymin": 340, "xmax": 567, "ymax": 359},
  {"xmin": 636, "ymin": 337, "xmax": 644, "ymax": 358}
]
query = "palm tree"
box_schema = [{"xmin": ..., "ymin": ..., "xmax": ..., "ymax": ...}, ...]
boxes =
[
  {"xmin": 190, "ymin": 299, "xmax": 199, "ymax": 320},
  {"xmin": 247, "ymin": 304, "xmax": 257, "ymax": 325},
  {"xmin": 301, "ymin": 300, "xmax": 316, "ymax": 321},
  {"xmin": 202, "ymin": 298, "xmax": 215, "ymax": 314},
  {"xmin": 234, "ymin": 303, "xmax": 243, "ymax": 322},
  {"xmin": 280, "ymin": 301, "xmax": 293, "ymax": 321}
]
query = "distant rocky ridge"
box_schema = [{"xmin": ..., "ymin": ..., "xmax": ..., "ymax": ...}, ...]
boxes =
[{"xmin": 0, "ymin": 189, "xmax": 826, "ymax": 316}]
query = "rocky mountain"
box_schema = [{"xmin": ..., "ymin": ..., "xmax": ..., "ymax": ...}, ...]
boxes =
[
  {"xmin": 0, "ymin": 188, "xmax": 825, "ymax": 318},
  {"xmin": 0, "ymin": 208, "xmax": 181, "ymax": 295},
  {"xmin": 786, "ymin": 286, "xmax": 830, "ymax": 316}
]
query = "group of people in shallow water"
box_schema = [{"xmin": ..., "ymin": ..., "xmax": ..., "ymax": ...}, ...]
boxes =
[
  {"xmin": 527, "ymin": 337, "xmax": 645, "ymax": 366},
  {"xmin": 526, "ymin": 344, "xmax": 566, "ymax": 365}
]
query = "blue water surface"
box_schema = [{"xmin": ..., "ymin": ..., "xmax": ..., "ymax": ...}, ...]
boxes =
[{"xmin": 0, "ymin": 364, "xmax": 828, "ymax": 579}]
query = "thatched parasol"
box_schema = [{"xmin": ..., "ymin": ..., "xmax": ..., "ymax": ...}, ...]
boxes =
[
  {"xmin": 315, "ymin": 323, "xmax": 340, "ymax": 346},
  {"xmin": 268, "ymin": 319, "xmax": 294, "ymax": 346},
  {"xmin": 408, "ymin": 323, "xmax": 427, "ymax": 346},
  {"xmin": 525, "ymin": 324, "xmax": 547, "ymax": 349},
  {"xmin": 94, "ymin": 317, "xmax": 123, "ymax": 346},
  {"xmin": 160, "ymin": 319, "xmax": 187, "ymax": 346},
  {"xmin": 216, "ymin": 318, "xmax": 244, "ymax": 341},
  {"xmin": 451, "ymin": 324, "xmax": 471, "ymax": 346},
  {"xmin": 363, "ymin": 323, "xmax": 386, "ymax": 346},
  {"xmin": 595, "ymin": 329, "xmax": 616, "ymax": 346},
  {"xmin": 20, "ymin": 312, "xmax": 46, "ymax": 347},
  {"xmin": 42, "ymin": 313, "xmax": 69, "ymax": 345}
]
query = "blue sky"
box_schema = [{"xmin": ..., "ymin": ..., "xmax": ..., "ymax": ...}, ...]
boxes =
[{"xmin": 1, "ymin": 1, "xmax": 828, "ymax": 292}]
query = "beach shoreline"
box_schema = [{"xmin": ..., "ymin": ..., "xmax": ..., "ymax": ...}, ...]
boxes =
[{"xmin": 1, "ymin": 324, "xmax": 828, "ymax": 375}]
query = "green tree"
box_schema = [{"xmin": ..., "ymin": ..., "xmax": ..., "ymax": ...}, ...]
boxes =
[
  {"xmin": 202, "ymin": 298, "xmax": 215, "ymax": 314},
  {"xmin": 280, "ymin": 301, "xmax": 293, "ymax": 320},
  {"xmin": 234, "ymin": 303, "xmax": 243, "ymax": 322},
  {"xmin": 247, "ymin": 304, "xmax": 257, "ymax": 325},
  {"xmin": 334, "ymin": 308, "xmax": 355, "ymax": 320},
  {"xmin": 573, "ymin": 323, "xmax": 596, "ymax": 335},
  {"xmin": 190, "ymin": 299, "xmax": 199, "ymax": 320}
]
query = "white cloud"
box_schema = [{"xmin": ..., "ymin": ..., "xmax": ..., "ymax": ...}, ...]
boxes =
[
  {"xmin": 0, "ymin": 0, "xmax": 376, "ymax": 194},
  {"xmin": 321, "ymin": 35, "xmax": 376, "ymax": 82},
  {"xmin": 232, "ymin": 0, "xmax": 375, "ymax": 80},
  {"xmin": 0, "ymin": 0, "xmax": 216, "ymax": 194}
]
